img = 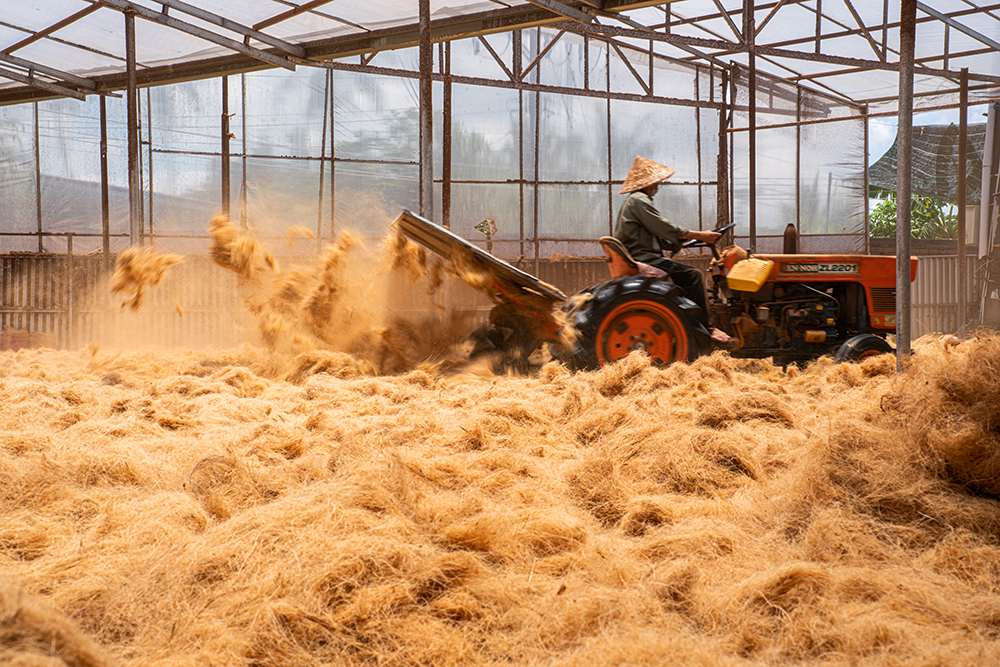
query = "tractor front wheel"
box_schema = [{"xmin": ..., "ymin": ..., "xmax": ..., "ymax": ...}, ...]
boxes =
[{"xmin": 562, "ymin": 276, "xmax": 707, "ymax": 370}]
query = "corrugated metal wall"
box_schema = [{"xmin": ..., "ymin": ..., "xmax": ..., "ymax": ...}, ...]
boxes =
[
  {"xmin": 0, "ymin": 252, "xmax": 978, "ymax": 350},
  {"xmin": 910, "ymin": 255, "xmax": 978, "ymax": 338},
  {"xmin": 1, "ymin": 254, "xmax": 247, "ymax": 350}
]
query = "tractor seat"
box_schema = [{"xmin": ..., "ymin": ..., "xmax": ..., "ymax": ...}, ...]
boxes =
[{"xmin": 599, "ymin": 236, "xmax": 668, "ymax": 280}]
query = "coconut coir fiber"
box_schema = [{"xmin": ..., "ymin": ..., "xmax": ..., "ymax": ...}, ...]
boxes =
[{"xmin": 2, "ymin": 332, "xmax": 1000, "ymax": 666}]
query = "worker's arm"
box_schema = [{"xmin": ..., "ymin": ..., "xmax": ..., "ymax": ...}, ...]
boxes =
[
  {"xmin": 680, "ymin": 229, "xmax": 722, "ymax": 244},
  {"xmin": 630, "ymin": 194, "xmax": 689, "ymax": 247}
]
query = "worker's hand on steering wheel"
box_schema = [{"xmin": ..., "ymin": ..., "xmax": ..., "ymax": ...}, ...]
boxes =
[{"xmin": 689, "ymin": 230, "xmax": 722, "ymax": 245}]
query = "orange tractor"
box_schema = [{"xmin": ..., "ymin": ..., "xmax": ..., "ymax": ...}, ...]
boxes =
[{"xmin": 394, "ymin": 210, "xmax": 917, "ymax": 370}]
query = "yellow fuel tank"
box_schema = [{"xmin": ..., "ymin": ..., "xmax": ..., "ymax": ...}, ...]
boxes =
[{"xmin": 726, "ymin": 257, "xmax": 775, "ymax": 293}]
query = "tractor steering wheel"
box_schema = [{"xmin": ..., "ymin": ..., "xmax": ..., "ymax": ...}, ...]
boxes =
[{"xmin": 674, "ymin": 222, "xmax": 737, "ymax": 260}]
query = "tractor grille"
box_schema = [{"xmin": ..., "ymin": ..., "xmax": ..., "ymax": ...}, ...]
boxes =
[{"xmin": 869, "ymin": 287, "xmax": 896, "ymax": 313}]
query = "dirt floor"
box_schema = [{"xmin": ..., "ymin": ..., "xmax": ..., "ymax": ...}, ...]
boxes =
[{"xmin": 4, "ymin": 222, "xmax": 1000, "ymax": 666}]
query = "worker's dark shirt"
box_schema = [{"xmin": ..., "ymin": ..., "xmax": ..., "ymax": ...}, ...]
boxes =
[{"xmin": 613, "ymin": 191, "xmax": 689, "ymax": 264}]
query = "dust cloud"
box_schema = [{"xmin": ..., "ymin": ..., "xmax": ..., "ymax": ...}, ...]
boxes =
[
  {"xmin": 7, "ymin": 221, "xmax": 1000, "ymax": 665},
  {"xmin": 109, "ymin": 216, "xmax": 488, "ymax": 374}
]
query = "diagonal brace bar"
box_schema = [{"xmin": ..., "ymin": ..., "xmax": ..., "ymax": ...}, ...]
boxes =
[
  {"xmin": 477, "ymin": 36, "xmax": 515, "ymax": 82},
  {"xmin": 755, "ymin": 0, "xmax": 789, "ymax": 37},
  {"xmin": 917, "ymin": 1, "xmax": 1000, "ymax": 52},
  {"xmin": 255, "ymin": 0, "xmax": 338, "ymax": 32},
  {"xmin": 525, "ymin": 0, "xmax": 594, "ymax": 25},
  {"xmin": 155, "ymin": 0, "xmax": 305, "ymax": 57},
  {"xmin": 3, "ymin": 4, "xmax": 102, "ymax": 55},
  {"xmin": 0, "ymin": 65, "xmax": 86, "ymax": 100},
  {"xmin": 843, "ymin": 0, "xmax": 885, "ymax": 62},
  {"xmin": 521, "ymin": 29, "xmax": 568, "ymax": 81},
  {"xmin": 711, "ymin": 0, "xmax": 742, "ymax": 40},
  {"xmin": 608, "ymin": 39, "xmax": 650, "ymax": 94},
  {"xmin": 0, "ymin": 53, "xmax": 96, "ymax": 89},
  {"xmin": 90, "ymin": 0, "xmax": 296, "ymax": 71}
]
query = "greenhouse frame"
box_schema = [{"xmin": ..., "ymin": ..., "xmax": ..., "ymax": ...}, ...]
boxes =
[{"xmin": 0, "ymin": 0, "xmax": 999, "ymax": 349}]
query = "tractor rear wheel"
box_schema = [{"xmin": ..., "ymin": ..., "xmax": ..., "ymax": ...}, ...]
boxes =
[
  {"xmin": 833, "ymin": 333, "xmax": 893, "ymax": 363},
  {"xmin": 561, "ymin": 276, "xmax": 707, "ymax": 370}
]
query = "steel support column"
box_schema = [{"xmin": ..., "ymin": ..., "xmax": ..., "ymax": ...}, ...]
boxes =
[
  {"xmin": 316, "ymin": 69, "xmax": 329, "ymax": 241},
  {"xmin": 443, "ymin": 42, "xmax": 452, "ymax": 230},
  {"xmin": 896, "ymin": 0, "xmax": 916, "ymax": 368},
  {"xmin": 746, "ymin": 3, "xmax": 757, "ymax": 253},
  {"xmin": 958, "ymin": 68, "xmax": 968, "ymax": 337},
  {"xmin": 240, "ymin": 74, "xmax": 248, "ymax": 226},
  {"xmin": 222, "ymin": 75, "xmax": 231, "ymax": 218},
  {"xmin": 419, "ymin": 0, "xmax": 434, "ymax": 221},
  {"xmin": 34, "ymin": 102, "xmax": 42, "ymax": 253},
  {"xmin": 516, "ymin": 30, "xmax": 525, "ymax": 260},
  {"xmin": 796, "ymin": 86, "xmax": 801, "ymax": 233},
  {"xmin": 862, "ymin": 103, "xmax": 869, "ymax": 254},
  {"xmin": 100, "ymin": 95, "xmax": 111, "ymax": 273},
  {"xmin": 146, "ymin": 88, "xmax": 154, "ymax": 237},
  {"xmin": 330, "ymin": 71, "xmax": 337, "ymax": 241},
  {"xmin": 717, "ymin": 68, "xmax": 729, "ymax": 228},
  {"xmin": 125, "ymin": 10, "xmax": 141, "ymax": 246}
]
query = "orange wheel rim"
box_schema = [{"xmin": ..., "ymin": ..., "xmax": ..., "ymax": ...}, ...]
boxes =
[
  {"xmin": 856, "ymin": 349, "xmax": 885, "ymax": 361},
  {"xmin": 596, "ymin": 299, "xmax": 689, "ymax": 366}
]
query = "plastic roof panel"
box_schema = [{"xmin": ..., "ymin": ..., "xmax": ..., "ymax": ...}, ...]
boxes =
[
  {"xmin": 3, "ymin": 2, "xmax": 82, "ymax": 34},
  {"xmin": 263, "ymin": 12, "xmax": 363, "ymax": 41},
  {"xmin": 14, "ymin": 37, "xmax": 124, "ymax": 79},
  {"xmin": 0, "ymin": 25, "xmax": 32, "ymax": 53}
]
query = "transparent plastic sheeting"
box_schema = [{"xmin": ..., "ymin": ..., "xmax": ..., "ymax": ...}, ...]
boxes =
[
  {"xmin": 0, "ymin": 28, "xmax": 864, "ymax": 257},
  {"xmin": 730, "ymin": 63, "xmax": 867, "ymax": 253},
  {"xmin": 0, "ymin": 1, "xmax": 528, "ymax": 83}
]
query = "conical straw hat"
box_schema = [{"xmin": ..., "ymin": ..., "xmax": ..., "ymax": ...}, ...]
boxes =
[{"xmin": 619, "ymin": 156, "xmax": 675, "ymax": 194}]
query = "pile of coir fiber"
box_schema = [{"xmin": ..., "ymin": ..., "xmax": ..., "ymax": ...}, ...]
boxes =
[{"xmin": 2, "ymin": 335, "xmax": 1000, "ymax": 666}]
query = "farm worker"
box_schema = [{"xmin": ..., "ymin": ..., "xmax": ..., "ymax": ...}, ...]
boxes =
[{"xmin": 614, "ymin": 155, "xmax": 720, "ymax": 319}]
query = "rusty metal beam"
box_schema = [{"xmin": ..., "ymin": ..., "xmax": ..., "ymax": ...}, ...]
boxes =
[
  {"xmin": 710, "ymin": 0, "xmax": 742, "ymax": 40},
  {"xmin": 726, "ymin": 96, "xmax": 1000, "ymax": 132},
  {"xmin": 254, "ymin": 0, "xmax": 339, "ymax": 31},
  {"xmin": 155, "ymin": 0, "xmax": 306, "ymax": 57},
  {"xmin": 303, "ymin": 57, "xmax": 725, "ymax": 110},
  {"xmin": 754, "ymin": 2, "xmax": 1000, "ymax": 54},
  {"xmin": 755, "ymin": 0, "xmax": 790, "ymax": 37},
  {"xmin": 91, "ymin": 0, "xmax": 297, "ymax": 71},
  {"xmin": 0, "ymin": 0, "xmax": 998, "ymax": 109},
  {"xmin": 843, "ymin": 0, "xmax": 885, "ymax": 62},
  {"xmin": 575, "ymin": 20, "xmax": 1000, "ymax": 85},
  {"xmin": 126, "ymin": 11, "xmax": 141, "ymax": 246},
  {"xmin": 0, "ymin": 65, "xmax": 86, "ymax": 100},
  {"xmin": 526, "ymin": 0, "xmax": 594, "ymax": 24},
  {"xmin": 477, "ymin": 36, "xmax": 515, "ymax": 82},
  {"xmin": 0, "ymin": 53, "xmax": 96, "ymax": 89},
  {"xmin": 608, "ymin": 39, "xmax": 650, "ymax": 94},
  {"xmin": 521, "ymin": 29, "xmax": 567, "ymax": 81},
  {"xmin": 419, "ymin": 0, "xmax": 433, "ymax": 221},
  {"xmin": 917, "ymin": 1, "xmax": 1000, "ymax": 53},
  {"xmin": 0, "ymin": 0, "xmax": 644, "ymax": 105},
  {"xmin": 2, "ymin": 4, "xmax": 102, "ymax": 55},
  {"xmin": 896, "ymin": 0, "xmax": 917, "ymax": 366},
  {"xmin": 958, "ymin": 67, "xmax": 968, "ymax": 338},
  {"xmin": 753, "ymin": 44, "xmax": 1000, "ymax": 84}
]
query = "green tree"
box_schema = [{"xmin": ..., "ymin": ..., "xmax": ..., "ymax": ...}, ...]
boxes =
[{"xmin": 869, "ymin": 192, "xmax": 957, "ymax": 239}]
